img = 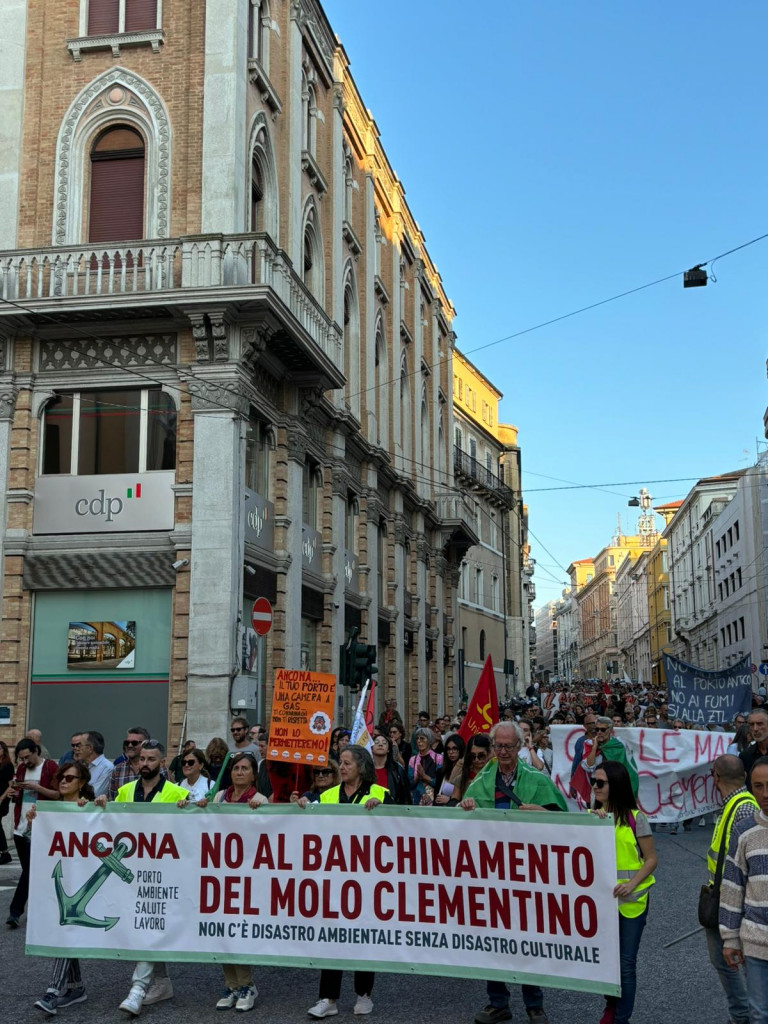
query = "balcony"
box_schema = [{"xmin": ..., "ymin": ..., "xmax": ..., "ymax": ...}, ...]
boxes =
[
  {"xmin": 434, "ymin": 492, "xmax": 480, "ymax": 559},
  {"xmin": 0, "ymin": 232, "xmax": 344, "ymax": 388},
  {"xmin": 454, "ymin": 446, "xmax": 515, "ymax": 507}
]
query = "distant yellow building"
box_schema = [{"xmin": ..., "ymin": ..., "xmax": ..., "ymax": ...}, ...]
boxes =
[
  {"xmin": 452, "ymin": 351, "xmax": 528, "ymax": 695},
  {"xmin": 647, "ymin": 502, "xmax": 682, "ymax": 687},
  {"xmin": 577, "ymin": 537, "xmax": 655, "ymax": 679}
]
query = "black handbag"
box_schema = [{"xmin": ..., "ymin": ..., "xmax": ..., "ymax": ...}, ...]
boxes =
[{"xmin": 697, "ymin": 796, "xmax": 752, "ymax": 928}]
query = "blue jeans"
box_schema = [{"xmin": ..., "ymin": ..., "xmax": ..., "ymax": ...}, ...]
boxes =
[
  {"xmin": 745, "ymin": 956, "xmax": 768, "ymax": 1024},
  {"xmin": 613, "ymin": 906, "xmax": 648, "ymax": 1024},
  {"xmin": 486, "ymin": 980, "xmax": 542, "ymax": 1011},
  {"xmin": 705, "ymin": 926, "xmax": 749, "ymax": 1023}
]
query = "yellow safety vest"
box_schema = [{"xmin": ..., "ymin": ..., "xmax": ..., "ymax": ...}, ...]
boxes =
[
  {"xmin": 707, "ymin": 792, "xmax": 758, "ymax": 884},
  {"xmin": 615, "ymin": 814, "xmax": 655, "ymax": 918},
  {"xmin": 320, "ymin": 783, "xmax": 389, "ymax": 804}
]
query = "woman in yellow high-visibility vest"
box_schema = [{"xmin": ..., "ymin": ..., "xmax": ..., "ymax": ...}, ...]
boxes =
[{"xmin": 591, "ymin": 759, "xmax": 658, "ymax": 1024}]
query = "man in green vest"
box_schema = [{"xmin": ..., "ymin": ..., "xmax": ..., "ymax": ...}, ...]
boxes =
[
  {"xmin": 96, "ymin": 740, "xmax": 187, "ymax": 1017},
  {"xmin": 460, "ymin": 721, "xmax": 566, "ymax": 1024},
  {"xmin": 704, "ymin": 754, "xmax": 757, "ymax": 1024}
]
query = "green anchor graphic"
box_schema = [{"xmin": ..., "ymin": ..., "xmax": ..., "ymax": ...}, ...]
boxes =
[{"xmin": 53, "ymin": 841, "xmax": 134, "ymax": 931}]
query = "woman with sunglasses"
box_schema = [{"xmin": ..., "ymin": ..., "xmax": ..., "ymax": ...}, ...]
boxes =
[
  {"xmin": 176, "ymin": 748, "xmax": 211, "ymax": 801},
  {"xmin": 32, "ymin": 762, "xmax": 95, "ymax": 1015},
  {"xmin": 451, "ymin": 734, "xmax": 492, "ymax": 803},
  {"xmin": 590, "ymin": 760, "xmax": 657, "ymax": 1024},
  {"xmin": 434, "ymin": 734, "xmax": 465, "ymax": 804},
  {"xmin": 290, "ymin": 761, "xmax": 340, "ymax": 803}
]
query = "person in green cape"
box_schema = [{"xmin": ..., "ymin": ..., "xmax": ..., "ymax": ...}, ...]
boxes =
[
  {"xmin": 583, "ymin": 717, "xmax": 640, "ymax": 797},
  {"xmin": 459, "ymin": 721, "xmax": 566, "ymax": 1024}
]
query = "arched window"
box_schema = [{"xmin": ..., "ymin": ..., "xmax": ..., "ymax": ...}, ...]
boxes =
[
  {"xmin": 400, "ymin": 355, "xmax": 411, "ymax": 472},
  {"xmin": 250, "ymin": 158, "xmax": 264, "ymax": 231},
  {"xmin": 420, "ymin": 387, "xmax": 429, "ymax": 478},
  {"xmin": 374, "ymin": 318, "xmax": 388, "ymax": 447},
  {"xmin": 301, "ymin": 201, "xmax": 324, "ymax": 302},
  {"xmin": 89, "ymin": 125, "xmax": 145, "ymax": 242},
  {"xmin": 343, "ymin": 272, "xmax": 360, "ymax": 419},
  {"xmin": 247, "ymin": 114, "xmax": 278, "ymax": 240}
]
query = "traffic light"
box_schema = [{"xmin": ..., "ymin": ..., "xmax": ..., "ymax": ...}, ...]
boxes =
[{"xmin": 340, "ymin": 629, "xmax": 377, "ymax": 690}]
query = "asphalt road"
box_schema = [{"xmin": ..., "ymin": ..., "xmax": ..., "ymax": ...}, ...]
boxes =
[{"xmin": 0, "ymin": 825, "xmax": 732, "ymax": 1024}]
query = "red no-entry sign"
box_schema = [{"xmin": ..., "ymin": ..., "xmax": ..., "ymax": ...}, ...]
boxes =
[{"xmin": 251, "ymin": 597, "xmax": 273, "ymax": 636}]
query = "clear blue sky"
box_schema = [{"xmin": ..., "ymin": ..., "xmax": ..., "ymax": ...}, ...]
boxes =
[{"xmin": 323, "ymin": 0, "xmax": 767, "ymax": 606}]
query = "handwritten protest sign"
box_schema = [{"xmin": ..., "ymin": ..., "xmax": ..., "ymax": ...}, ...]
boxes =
[
  {"xmin": 27, "ymin": 804, "xmax": 620, "ymax": 995},
  {"xmin": 267, "ymin": 668, "xmax": 336, "ymax": 765},
  {"xmin": 551, "ymin": 725, "xmax": 732, "ymax": 822},
  {"xmin": 663, "ymin": 654, "xmax": 752, "ymax": 724}
]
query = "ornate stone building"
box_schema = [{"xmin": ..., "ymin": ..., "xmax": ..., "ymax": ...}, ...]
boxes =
[{"xmin": 0, "ymin": 0, "xmax": 483, "ymax": 752}]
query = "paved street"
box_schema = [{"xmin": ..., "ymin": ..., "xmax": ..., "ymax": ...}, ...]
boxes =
[{"xmin": 1, "ymin": 825, "xmax": 733, "ymax": 1024}]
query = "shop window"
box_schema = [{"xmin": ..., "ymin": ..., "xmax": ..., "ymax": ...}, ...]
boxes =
[
  {"xmin": 89, "ymin": 125, "xmax": 145, "ymax": 243},
  {"xmin": 42, "ymin": 389, "xmax": 176, "ymax": 476}
]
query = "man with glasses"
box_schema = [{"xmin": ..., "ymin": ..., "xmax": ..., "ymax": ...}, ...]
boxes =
[
  {"xmin": 460, "ymin": 722, "xmax": 565, "ymax": 1024},
  {"xmin": 73, "ymin": 731, "xmax": 113, "ymax": 798},
  {"xmin": 583, "ymin": 717, "xmax": 639, "ymax": 797},
  {"xmin": 701, "ymin": 755, "xmax": 757, "ymax": 1024},
  {"xmin": 96, "ymin": 741, "xmax": 188, "ymax": 1016},
  {"xmin": 108, "ymin": 727, "xmax": 154, "ymax": 800},
  {"xmin": 229, "ymin": 717, "xmax": 259, "ymax": 755}
]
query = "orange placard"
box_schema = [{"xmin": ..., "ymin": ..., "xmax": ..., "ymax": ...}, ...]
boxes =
[{"xmin": 267, "ymin": 668, "xmax": 336, "ymax": 765}]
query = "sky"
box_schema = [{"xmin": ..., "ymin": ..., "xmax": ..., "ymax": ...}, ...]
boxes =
[{"xmin": 322, "ymin": 0, "xmax": 768, "ymax": 607}]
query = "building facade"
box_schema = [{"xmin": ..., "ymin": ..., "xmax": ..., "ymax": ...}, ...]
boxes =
[
  {"xmin": 533, "ymin": 601, "xmax": 559, "ymax": 682},
  {"xmin": 452, "ymin": 351, "xmax": 524, "ymax": 700},
  {"xmin": 0, "ymin": 0, "xmax": 494, "ymax": 752},
  {"xmin": 664, "ymin": 473, "xmax": 745, "ymax": 671}
]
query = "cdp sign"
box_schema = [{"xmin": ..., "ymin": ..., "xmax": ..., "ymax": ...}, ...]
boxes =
[{"xmin": 34, "ymin": 473, "xmax": 175, "ymax": 534}]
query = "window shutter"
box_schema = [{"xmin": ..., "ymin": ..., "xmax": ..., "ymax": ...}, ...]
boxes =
[
  {"xmin": 88, "ymin": 0, "xmax": 120, "ymax": 34},
  {"xmin": 125, "ymin": 0, "xmax": 158, "ymax": 31},
  {"xmin": 89, "ymin": 156, "xmax": 145, "ymax": 243}
]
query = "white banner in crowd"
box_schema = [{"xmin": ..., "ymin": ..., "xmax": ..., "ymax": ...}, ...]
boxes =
[
  {"xmin": 28, "ymin": 804, "xmax": 620, "ymax": 995},
  {"xmin": 550, "ymin": 725, "xmax": 733, "ymax": 822}
]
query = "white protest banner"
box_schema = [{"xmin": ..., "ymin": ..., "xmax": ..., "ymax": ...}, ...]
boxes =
[
  {"xmin": 551, "ymin": 725, "xmax": 732, "ymax": 822},
  {"xmin": 27, "ymin": 803, "xmax": 619, "ymax": 995}
]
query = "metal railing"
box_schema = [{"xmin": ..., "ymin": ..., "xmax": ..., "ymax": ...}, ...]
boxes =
[
  {"xmin": 453, "ymin": 446, "xmax": 515, "ymax": 505},
  {"xmin": 0, "ymin": 232, "xmax": 342, "ymax": 368}
]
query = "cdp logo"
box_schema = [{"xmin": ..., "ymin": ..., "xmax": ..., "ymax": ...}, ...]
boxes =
[{"xmin": 74, "ymin": 484, "xmax": 141, "ymax": 523}]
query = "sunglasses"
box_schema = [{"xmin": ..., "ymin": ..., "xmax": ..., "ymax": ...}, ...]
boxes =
[
  {"xmin": 230, "ymin": 728, "xmax": 246, "ymax": 734},
  {"xmin": 125, "ymin": 739, "xmax": 143, "ymax": 746},
  {"xmin": 595, "ymin": 727, "xmax": 610, "ymax": 733},
  {"xmin": 59, "ymin": 774, "xmax": 81, "ymax": 783},
  {"xmin": 314, "ymin": 768, "xmax": 333, "ymax": 777},
  {"xmin": 591, "ymin": 779, "xmax": 607, "ymax": 788},
  {"xmin": 182, "ymin": 759, "xmax": 198, "ymax": 767},
  {"xmin": 470, "ymin": 751, "xmax": 487, "ymax": 760}
]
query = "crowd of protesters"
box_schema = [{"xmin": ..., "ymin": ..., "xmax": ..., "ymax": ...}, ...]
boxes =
[{"xmin": 2, "ymin": 685, "xmax": 768, "ymax": 1024}]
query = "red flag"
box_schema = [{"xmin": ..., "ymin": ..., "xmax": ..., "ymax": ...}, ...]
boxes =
[
  {"xmin": 458, "ymin": 655, "xmax": 499, "ymax": 744},
  {"xmin": 364, "ymin": 680, "xmax": 376, "ymax": 735}
]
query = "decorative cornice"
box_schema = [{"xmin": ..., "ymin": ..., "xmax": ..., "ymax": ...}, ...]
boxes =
[
  {"xmin": 67, "ymin": 30, "xmax": 164, "ymax": 62},
  {"xmin": 285, "ymin": 429, "xmax": 308, "ymax": 463}
]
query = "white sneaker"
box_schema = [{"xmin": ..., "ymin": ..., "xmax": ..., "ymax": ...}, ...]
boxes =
[
  {"xmin": 119, "ymin": 985, "xmax": 145, "ymax": 1017},
  {"xmin": 354, "ymin": 994, "xmax": 374, "ymax": 1015},
  {"xmin": 235, "ymin": 987, "xmax": 257, "ymax": 1012},
  {"xmin": 216, "ymin": 989, "xmax": 237, "ymax": 1010},
  {"xmin": 143, "ymin": 978, "xmax": 173, "ymax": 1005},
  {"xmin": 308, "ymin": 998, "xmax": 339, "ymax": 1018}
]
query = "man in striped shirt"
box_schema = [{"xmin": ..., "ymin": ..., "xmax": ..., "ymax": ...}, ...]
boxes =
[{"xmin": 720, "ymin": 756, "xmax": 768, "ymax": 1022}]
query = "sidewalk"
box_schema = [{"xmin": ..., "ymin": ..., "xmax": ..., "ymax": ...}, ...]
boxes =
[{"xmin": 0, "ymin": 814, "xmax": 20, "ymax": 886}]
